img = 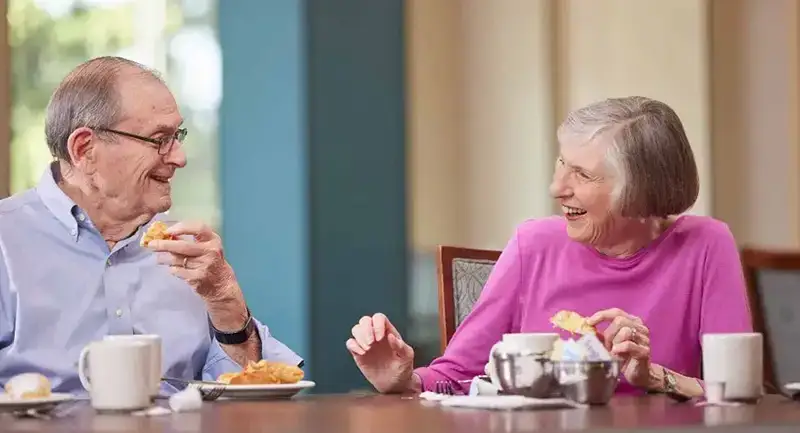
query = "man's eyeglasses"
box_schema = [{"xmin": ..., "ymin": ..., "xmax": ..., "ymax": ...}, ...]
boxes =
[{"xmin": 95, "ymin": 127, "xmax": 188, "ymax": 155}]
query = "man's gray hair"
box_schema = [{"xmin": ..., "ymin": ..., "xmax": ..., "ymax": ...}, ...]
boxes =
[
  {"xmin": 557, "ymin": 96, "xmax": 699, "ymax": 218},
  {"xmin": 45, "ymin": 56, "xmax": 163, "ymax": 163}
]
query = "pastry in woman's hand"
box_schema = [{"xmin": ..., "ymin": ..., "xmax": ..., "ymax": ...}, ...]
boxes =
[{"xmin": 550, "ymin": 310, "xmax": 597, "ymax": 335}]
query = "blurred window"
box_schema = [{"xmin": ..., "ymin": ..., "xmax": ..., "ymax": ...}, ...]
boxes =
[{"xmin": 8, "ymin": 0, "xmax": 220, "ymax": 227}]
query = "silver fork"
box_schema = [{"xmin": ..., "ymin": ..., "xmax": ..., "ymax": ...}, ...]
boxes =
[
  {"xmin": 161, "ymin": 377, "xmax": 226, "ymax": 401},
  {"xmin": 433, "ymin": 379, "xmax": 475, "ymax": 396},
  {"xmin": 189, "ymin": 383, "xmax": 225, "ymax": 401},
  {"xmin": 10, "ymin": 401, "xmax": 85, "ymax": 420},
  {"xmin": 434, "ymin": 381, "xmax": 456, "ymax": 396}
]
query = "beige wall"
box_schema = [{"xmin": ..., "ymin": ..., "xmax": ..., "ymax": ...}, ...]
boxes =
[
  {"xmin": 407, "ymin": 0, "xmax": 557, "ymax": 251},
  {"xmin": 406, "ymin": 0, "xmax": 466, "ymax": 250},
  {"xmin": 461, "ymin": 0, "xmax": 558, "ymax": 249},
  {"xmin": 711, "ymin": 0, "xmax": 800, "ymax": 248},
  {"xmin": 409, "ymin": 0, "xmax": 800, "ymax": 251},
  {"xmin": 408, "ymin": 0, "xmax": 713, "ymax": 251},
  {"xmin": 557, "ymin": 0, "xmax": 712, "ymax": 217}
]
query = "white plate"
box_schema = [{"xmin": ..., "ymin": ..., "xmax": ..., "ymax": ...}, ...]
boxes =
[
  {"xmin": 785, "ymin": 382, "xmax": 800, "ymax": 391},
  {"xmin": 0, "ymin": 393, "xmax": 74, "ymax": 412},
  {"xmin": 190, "ymin": 380, "xmax": 315, "ymax": 400}
]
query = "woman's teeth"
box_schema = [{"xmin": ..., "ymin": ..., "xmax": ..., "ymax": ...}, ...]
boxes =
[{"xmin": 562, "ymin": 206, "xmax": 587, "ymax": 216}]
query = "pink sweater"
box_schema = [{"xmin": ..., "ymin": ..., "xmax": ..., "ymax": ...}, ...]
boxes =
[{"xmin": 415, "ymin": 215, "xmax": 753, "ymax": 394}]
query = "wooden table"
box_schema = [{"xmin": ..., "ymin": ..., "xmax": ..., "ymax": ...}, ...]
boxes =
[{"xmin": 3, "ymin": 394, "xmax": 800, "ymax": 433}]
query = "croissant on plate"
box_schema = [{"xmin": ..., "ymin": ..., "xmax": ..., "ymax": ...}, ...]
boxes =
[{"xmin": 216, "ymin": 360, "xmax": 304, "ymax": 385}]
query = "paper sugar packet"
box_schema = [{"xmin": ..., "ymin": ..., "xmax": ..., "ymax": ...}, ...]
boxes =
[
  {"xmin": 550, "ymin": 334, "xmax": 614, "ymax": 385},
  {"xmin": 549, "ymin": 334, "xmax": 611, "ymax": 362},
  {"xmin": 578, "ymin": 334, "xmax": 611, "ymax": 361}
]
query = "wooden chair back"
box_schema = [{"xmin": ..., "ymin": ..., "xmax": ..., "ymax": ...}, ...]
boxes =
[{"xmin": 436, "ymin": 245, "xmax": 501, "ymax": 354}]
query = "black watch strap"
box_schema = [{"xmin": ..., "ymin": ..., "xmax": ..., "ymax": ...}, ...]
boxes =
[{"xmin": 210, "ymin": 307, "xmax": 254, "ymax": 345}]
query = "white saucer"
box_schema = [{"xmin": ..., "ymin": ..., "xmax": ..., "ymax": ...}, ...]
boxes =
[
  {"xmin": 0, "ymin": 393, "xmax": 74, "ymax": 412},
  {"xmin": 190, "ymin": 380, "xmax": 315, "ymax": 400}
]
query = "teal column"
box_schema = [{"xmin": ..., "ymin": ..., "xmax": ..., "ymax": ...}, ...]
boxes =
[{"xmin": 218, "ymin": 0, "xmax": 408, "ymax": 393}]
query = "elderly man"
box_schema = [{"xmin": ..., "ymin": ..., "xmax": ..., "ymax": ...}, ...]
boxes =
[{"xmin": 0, "ymin": 56, "xmax": 301, "ymax": 394}]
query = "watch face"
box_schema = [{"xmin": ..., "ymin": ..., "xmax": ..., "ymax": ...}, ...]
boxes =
[{"xmin": 667, "ymin": 373, "xmax": 678, "ymax": 387}]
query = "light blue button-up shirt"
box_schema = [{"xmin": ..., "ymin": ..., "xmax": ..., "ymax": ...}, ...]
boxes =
[{"xmin": 0, "ymin": 165, "xmax": 302, "ymax": 394}]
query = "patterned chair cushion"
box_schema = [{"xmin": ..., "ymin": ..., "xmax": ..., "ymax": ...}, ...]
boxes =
[{"xmin": 452, "ymin": 258, "xmax": 497, "ymax": 327}]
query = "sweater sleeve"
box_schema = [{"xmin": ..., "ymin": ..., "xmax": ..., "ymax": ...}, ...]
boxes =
[
  {"xmin": 699, "ymin": 222, "xmax": 753, "ymax": 337},
  {"xmin": 414, "ymin": 228, "xmax": 524, "ymax": 392}
]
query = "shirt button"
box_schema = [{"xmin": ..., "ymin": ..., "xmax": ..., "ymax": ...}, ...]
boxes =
[
  {"xmin": 106, "ymin": 259, "xmax": 111, "ymax": 267},
  {"xmin": 115, "ymin": 309, "xmax": 123, "ymax": 318},
  {"xmin": 77, "ymin": 214, "xmax": 86, "ymax": 222}
]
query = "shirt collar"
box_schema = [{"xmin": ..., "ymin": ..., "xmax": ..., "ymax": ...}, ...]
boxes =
[{"xmin": 35, "ymin": 162, "xmax": 81, "ymax": 239}]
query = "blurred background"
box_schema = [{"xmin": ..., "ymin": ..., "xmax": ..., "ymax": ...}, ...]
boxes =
[{"xmin": 0, "ymin": 0, "xmax": 796, "ymax": 392}]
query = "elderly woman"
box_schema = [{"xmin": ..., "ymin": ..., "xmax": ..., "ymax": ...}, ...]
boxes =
[{"xmin": 346, "ymin": 96, "xmax": 752, "ymax": 399}]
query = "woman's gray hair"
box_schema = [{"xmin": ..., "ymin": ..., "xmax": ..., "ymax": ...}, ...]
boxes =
[
  {"xmin": 44, "ymin": 56, "xmax": 163, "ymax": 163},
  {"xmin": 557, "ymin": 96, "xmax": 699, "ymax": 218}
]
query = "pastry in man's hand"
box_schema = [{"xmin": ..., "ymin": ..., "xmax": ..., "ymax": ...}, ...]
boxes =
[
  {"xmin": 140, "ymin": 221, "xmax": 177, "ymax": 247},
  {"xmin": 217, "ymin": 360, "xmax": 304, "ymax": 385},
  {"xmin": 4, "ymin": 373, "xmax": 52, "ymax": 399},
  {"xmin": 550, "ymin": 310, "xmax": 598, "ymax": 335}
]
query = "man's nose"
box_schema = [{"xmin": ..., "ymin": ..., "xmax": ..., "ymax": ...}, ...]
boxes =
[{"xmin": 164, "ymin": 141, "xmax": 187, "ymax": 168}]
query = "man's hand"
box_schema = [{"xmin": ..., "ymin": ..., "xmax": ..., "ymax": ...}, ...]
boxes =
[
  {"xmin": 147, "ymin": 221, "xmax": 237, "ymax": 303},
  {"xmin": 147, "ymin": 221, "xmax": 260, "ymax": 365}
]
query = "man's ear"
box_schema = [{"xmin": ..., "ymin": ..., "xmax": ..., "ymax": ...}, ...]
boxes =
[{"xmin": 66, "ymin": 127, "xmax": 95, "ymax": 166}]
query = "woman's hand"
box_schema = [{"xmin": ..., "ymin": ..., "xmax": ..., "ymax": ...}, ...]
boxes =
[
  {"xmin": 346, "ymin": 313, "xmax": 416, "ymax": 394},
  {"xmin": 587, "ymin": 308, "xmax": 654, "ymax": 389}
]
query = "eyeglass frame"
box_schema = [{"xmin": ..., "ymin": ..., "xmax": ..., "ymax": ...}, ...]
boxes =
[{"xmin": 94, "ymin": 127, "xmax": 188, "ymax": 155}]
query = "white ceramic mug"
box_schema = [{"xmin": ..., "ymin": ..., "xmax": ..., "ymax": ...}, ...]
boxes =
[
  {"xmin": 103, "ymin": 334, "xmax": 162, "ymax": 398},
  {"xmin": 78, "ymin": 340, "xmax": 151, "ymax": 411},
  {"xmin": 702, "ymin": 333, "xmax": 763, "ymax": 402},
  {"xmin": 487, "ymin": 333, "xmax": 559, "ymax": 387}
]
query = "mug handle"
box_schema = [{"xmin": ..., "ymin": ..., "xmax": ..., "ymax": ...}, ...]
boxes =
[
  {"xmin": 486, "ymin": 341, "xmax": 505, "ymax": 385},
  {"xmin": 77, "ymin": 344, "xmax": 92, "ymax": 391}
]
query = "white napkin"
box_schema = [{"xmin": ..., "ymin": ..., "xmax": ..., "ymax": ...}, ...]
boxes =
[
  {"xmin": 469, "ymin": 376, "xmax": 499, "ymax": 396},
  {"xmin": 695, "ymin": 400, "xmax": 742, "ymax": 407},
  {"xmin": 169, "ymin": 387, "xmax": 203, "ymax": 412},
  {"xmin": 440, "ymin": 395, "xmax": 583, "ymax": 410},
  {"xmin": 695, "ymin": 382, "xmax": 742, "ymax": 407},
  {"xmin": 132, "ymin": 406, "xmax": 173, "ymax": 417},
  {"xmin": 419, "ymin": 391, "xmax": 451, "ymax": 401}
]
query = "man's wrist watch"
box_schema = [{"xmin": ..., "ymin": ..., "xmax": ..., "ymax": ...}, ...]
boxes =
[{"xmin": 210, "ymin": 307, "xmax": 255, "ymax": 345}]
